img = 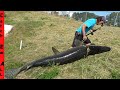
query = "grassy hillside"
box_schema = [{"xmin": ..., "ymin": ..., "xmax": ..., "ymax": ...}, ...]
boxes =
[{"xmin": 5, "ymin": 11, "xmax": 120, "ymax": 79}]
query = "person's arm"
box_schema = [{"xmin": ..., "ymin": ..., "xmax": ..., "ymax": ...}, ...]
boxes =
[
  {"xmin": 91, "ymin": 29, "xmax": 97, "ymax": 32},
  {"xmin": 82, "ymin": 24, "xmax": 87, "ymax": 41},
  {"xmin": 90, "ymin": 29, "xmax": 93, "ymax": 32},
  {"xmin": 91, "ymin": 26, "xmax": 102, "ymax": 32},
  {"xmin": 88, "ymin": 26, "xmax": 101, "ymax": 36}
]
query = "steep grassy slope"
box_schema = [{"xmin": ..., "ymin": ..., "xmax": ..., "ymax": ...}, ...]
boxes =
[{"xmin": 5, "ymin": 11, "xmax": 120, "ymax": 79}]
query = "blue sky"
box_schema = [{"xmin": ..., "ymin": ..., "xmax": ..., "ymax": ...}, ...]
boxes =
[
  {"xmin": 86, "ymin": 11, "xmax": 120, "ymax": 16},
  {"xmin": 88, "ymin": 11, "xmax": 111, "ymax": 16},
  {"xmin": 70, "ymin": 11, "xmax": 120, "ymax": 17}
]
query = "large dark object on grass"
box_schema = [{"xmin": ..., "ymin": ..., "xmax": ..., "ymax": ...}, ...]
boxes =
[{"xmin": 5, "ymin": 45, "xmax": 111, "ymax": 79}]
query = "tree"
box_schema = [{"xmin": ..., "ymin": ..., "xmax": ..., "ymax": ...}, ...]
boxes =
[
  {"xmin": 106, "ymin": 12, "xmax": 120, "ymax": 27},
  {"xmin": 72, "ymin": 12, "xmax": 80, "ymax": 21},
  {"xmin": 72, "ymin": 12, "xmax": 98, "ymax": 22}
]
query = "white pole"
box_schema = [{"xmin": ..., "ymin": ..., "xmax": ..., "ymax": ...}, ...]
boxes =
[{"xmin": 20, "ymin": 40, "xmax": 22, "ymax": 50}]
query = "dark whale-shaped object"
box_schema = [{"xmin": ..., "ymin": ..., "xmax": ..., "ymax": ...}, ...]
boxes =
[{"xmin": 5, "ymin": 45, "xmax": 111, "ymax": 79}]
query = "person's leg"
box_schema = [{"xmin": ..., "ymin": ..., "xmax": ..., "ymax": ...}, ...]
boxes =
[
  {"xmin": 84, "ymin": 37, "xmax": 91, "ymax": 47},
  {"xmin": 83, "ymin": 37, "xmax": 92, "ymax": 56},
  {"xmin": 85, "ymin": 43, "xmax": 91, "ymax": 48},
  {"xmin": 72, "ymin": 32, "xmax": 83, "ymax": 47},
  {"xmin": 71, "ymin": 35, "xmax": 77, "ymax": 47}
]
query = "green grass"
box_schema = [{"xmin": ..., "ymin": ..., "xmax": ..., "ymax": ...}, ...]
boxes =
[
  {"xmin": 35, "ymin": 67, "xmax": 59, "ymax": 79},
  {"xmin": 111, "ymin": 69, "xmax": 120, "ymax": 79},
  {"xmin": 5, "ymin": 11, "xmax": 120, "ymax": 79}
]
